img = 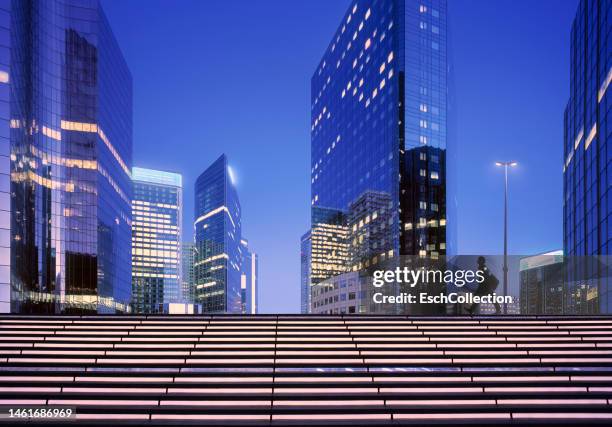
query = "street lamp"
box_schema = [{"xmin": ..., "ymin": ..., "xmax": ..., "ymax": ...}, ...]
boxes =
[{"xmin": 495, "ymin": 161, "xmax": 517, "ymax": 315}]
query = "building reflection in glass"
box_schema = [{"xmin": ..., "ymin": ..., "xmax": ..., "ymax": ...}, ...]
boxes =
[{"xmin": 7, "ymin": 0, "xmax": 132, "ymax": 313}]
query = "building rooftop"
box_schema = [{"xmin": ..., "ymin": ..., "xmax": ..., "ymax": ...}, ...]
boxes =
[
  {"xmin": 132, "ymin": 167, "xmax": 182, "ymax": 187},
  {"xmin": 1, "ymin": 314, "xmax": 612, "ymax": 425}
]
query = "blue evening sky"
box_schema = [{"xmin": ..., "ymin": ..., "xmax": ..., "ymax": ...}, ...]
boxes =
[{"xmin": 102, "ymin": 0, "xmax": 577, "ymax": 313}]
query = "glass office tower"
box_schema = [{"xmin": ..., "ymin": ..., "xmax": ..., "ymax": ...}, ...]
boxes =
[
  {"xmin": 310, "ymin": 207, "xmax": 350, "ymax": 284},
  {"xmin": 194, "ymin": 154, "xmax": 242, "ymax": 313},
  {"xmin": 309, "ymin": 0, "xmax": 452, "ymax": 294},
  {"xmin": 3, "ymin": 0, "xmax": 132, "ymax": 313},
  {"xmin": 563, "ymin": 0, "xmax": 610, "ymax": 312},
  {"xmin": 181, "ymin": 242, "xmax": 196, "ymax": 304},
  {"xmin": 131, "ymin": 167, "xmax": 182, "ymax": 314},
  {"xmin": 300, "ymin": 231, "xmax": 311, "ymax": 314},
  {"xmin": 0, "ymin": 1, "xmax": 10, "ymax": 312},
  {"xmin": 519, "ymin": 251, "xmax": 564, "ymax": 315},
  {"xmin": 240, "ymin": 238, "xmax": 258, "ymax": 314}
]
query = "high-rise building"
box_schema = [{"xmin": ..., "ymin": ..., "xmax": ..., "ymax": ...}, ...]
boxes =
[
  {"xmin": 519, "ymin": 251, "xmax": 564, "ymax": 315},
  {"xmin": 181, "ymin": 242, "xmax": 196, "ymax": 304},
  {"xmin": 563, "ymin": 0, "xmax": 610, "ymax": 312},
  {"xmin": 308, "ymin": 0, "xmax": 452, "ymax": 309},
  {"xmin": 348, "ymin": 191, "xmax": 393, "ymax": 271},
  {"xmin": 300, "ymin": 231, "xmax": 312, "ymax": 314},
  {"xmin": 310, "ymin": 207, "xmax": 349, "ymax": 285},
  {"xmin": 0, "ymin": 2, "xmax": 10, "ymax": 313},
  {"xmin": 194, "ymin": 154, "xmax": 242, "ymax": 313},
  {"xmin": 131, "ymin": 167, "xmax": 182, "ymax": 314},
  {"xmin": 1, "ymin": 0, "xmax": 133, "ymax": 314},
  {"xmin": 240, "ymin": 239, "xmax": 258, "ymax": 314}
]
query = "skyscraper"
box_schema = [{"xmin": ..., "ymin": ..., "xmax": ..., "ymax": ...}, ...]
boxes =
[
  {"xmin": 347, "ymin": 191, "xmax": 393, "ymax": 270},
  {"xmin": 308, "ymin": 0, "xmax": 452, "ymax": 306},
  {"xmin": 181, "ymin": 242, "xmax": 196, "ymax": 305},
  {"xmin": 131, "ymin": 167, "xmax": 182, "ymax": 314},
  {"xmin": 519, "ymin": 251, "xmax": 564, "ymax": 315},
  {"xmin": 300, "ymin": 231, "xmax": 311, "ymax": 314},
  {"xmin": 240, "ymin": 239, "xmax": 258, "ymax": 314},
  {"xmin": 1, "ymin": 0, "xmax": 133, "ymax": 314},
  {"xmin": 194, "ymin": 154, "xmax": 242, "ymax": 313},
  {"xmin": 563, "ymin": 0, "xmax": 610, "ymax": 312},
  {"xmin": 310, "ymin": 207, "xmax": 350, "ymax": 284}
]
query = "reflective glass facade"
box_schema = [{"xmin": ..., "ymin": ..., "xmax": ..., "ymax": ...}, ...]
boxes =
[
  {"xmin": 131, "ymin": 167, "xmax": 182, "ymax": 314},
  {"xmin": 519, "ymin": 251, "xmax": 564, "ymax": 315},
  {"xmin": 181, "ymin": 241, "xmax": 195, "ymax": 304},
  {"xmin": 299, "ymin": 230, "xmax": 311, "ymax": 314},
  {"xmin": 563, "ymin": 0, "xmax": 611, "ymax": 312},
  {"xmin": 310, "ymin": 207, "xmax": 349, "ymax": 284},
  {"xmin": 0, "ymin": 1, "xmax": 10, "ymax": 313},
  {"xmin": 348, "ymin": 191, "xmax": 393, "ymax": 270},
  {"xmin": 240, "ymin": 238, "xmax": 258, "ymax": 314},
  {"xmin": 6, "ymin": 0, "xmax": 132, "ymax": 313},
  {"xmin": 309, "ymin": 0, "xmax": 452, "ymax": 301},
  {"xmin": 194, "ymin": 154, "xmax": 242, "ymax": 313}
]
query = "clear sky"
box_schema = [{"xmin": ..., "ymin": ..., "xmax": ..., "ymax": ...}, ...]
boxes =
[{"xmin": 102, "ymin": 0, "xmax": 578, "ymax": 313}]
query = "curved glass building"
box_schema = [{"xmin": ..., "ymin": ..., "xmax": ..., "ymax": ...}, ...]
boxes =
[
  {"xmin": 563, "ymin": 0, "xmax": 610, "ymax": 313},
  {"xmin": 0, "ymin": 0, "xmax": 132, "ymax": 313}
]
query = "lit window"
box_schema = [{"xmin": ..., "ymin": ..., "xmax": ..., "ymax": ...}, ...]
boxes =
[
  {"xmin": 379, "ymin": 62, "xmax": 386, "ymax": 74},
  {"xmin": 584, "ymin": 123, "xmax": 597, "ymax": 150},
  {"xmin": 598, "ymin": 65, "xmax": 612, "ymax": 103},
  {"xmin": 365, "ymin": 38, "xmax": 371, "ymax": 49},
  {"xmin": 420, "ymin": 5, "xmax": 427, "ymax": 13},
  {"xmin": 387, "ymin": 51, "xmax": 394, "ymax": 63},
  {"xmin": 431, "ymin": 171, "xmax": 439, "ymax": 180},
  {"xmin": 365, "ymin": 8, "xmax": 371, "ymax": 20}
]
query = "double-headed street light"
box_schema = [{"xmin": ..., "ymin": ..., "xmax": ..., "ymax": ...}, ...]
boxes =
[{"xmin": 495, "ymin": 161, "xmax": 517, "ymax": 315}]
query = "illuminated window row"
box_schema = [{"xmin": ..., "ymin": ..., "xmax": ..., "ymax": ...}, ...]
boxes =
[{"xmin": 60, "ymin": 120, "xmax": 130, "ymax": 177}]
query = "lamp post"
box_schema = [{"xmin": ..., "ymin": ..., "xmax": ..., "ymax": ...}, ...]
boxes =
[{"xmin": 495, "ymin": 161, "xmax": 517, "ymax": 315}]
